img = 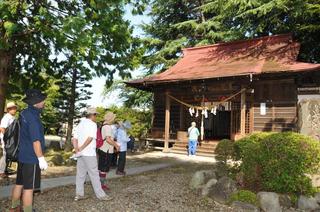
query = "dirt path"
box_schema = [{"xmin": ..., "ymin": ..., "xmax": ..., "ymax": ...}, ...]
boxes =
[{"xmin": 1, "ymin": 163, "xmax": 233, "ymax": 212}]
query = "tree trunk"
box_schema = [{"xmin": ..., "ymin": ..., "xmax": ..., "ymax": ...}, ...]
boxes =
[
  {"xmin": 64, "ymin": 69, "xmax": 78, "ymax": 151},
  {"xmin": 0, "ymin": 50, "xmax": 13, "ymax": 119},
  {"xmin": 198, "ymin": 0, "xmax": 206, "ymax": 23}
]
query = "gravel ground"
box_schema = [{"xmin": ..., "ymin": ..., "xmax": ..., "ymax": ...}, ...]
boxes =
[{"xmin": 1, "ymin": 163, "xmax": 234, "ymax": 212}]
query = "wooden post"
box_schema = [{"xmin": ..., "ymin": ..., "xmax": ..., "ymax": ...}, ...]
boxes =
[
  {"xmin": 240, "ymin": 88, "xmax": 246, "ymax": 136},
  {"xmin": 179, "ymin": 104, "xmax": 185, "ymax": 131},
  {"xmin": 249, "ymin": 95, "xmax": 254, "ymax": 134},
  {"xmin": 201, "ymin": 114, "xmax": 204, "ymax": 140},
  {"xmin": 164, "ymin": 91, "xmax": 170, "ymax": 152}
]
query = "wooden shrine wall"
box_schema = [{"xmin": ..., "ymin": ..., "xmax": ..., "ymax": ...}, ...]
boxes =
[{"xmin": 252, "ymin": 79, "xmax": 297, "ymax": 132}]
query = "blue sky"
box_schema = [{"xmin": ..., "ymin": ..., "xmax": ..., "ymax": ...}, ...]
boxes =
[{"xmin": 85, "ymin": 6, "xmax": 151, "ymax": 108}]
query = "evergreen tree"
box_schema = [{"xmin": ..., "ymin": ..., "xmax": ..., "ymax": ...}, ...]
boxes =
[{"xmin": 142, "ymin": 0, "xmax": 320, "ymax": 77}]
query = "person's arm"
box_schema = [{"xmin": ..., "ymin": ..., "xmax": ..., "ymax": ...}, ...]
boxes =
[
  {"xmin": 28, "ymin": 116, "xmax": 48, "ymax": 170},
  {"xmin": 78, "ymin": 137, "xmax": 93, "ymax": 152},
  {"xmin": 118, "ymin": 130, "xmax": 130, "ymax": 143},
  {"xmin": 33, "ymin": 140, "xmax": 48, "ymax": 170},
  {"xmin": 72, "ymin": 138, "xmax": 79, "ymax": 152},
  {"xmin": 33, "ymin": 140, "xmax": 44, "ymax": 157},
  {"xmin": 103, "ymin": 126, "xmax": 120, "ymax": 150},
  {"xmin": 106, "ymin": 136, "xmax": 120, "ymax": 150},
  {"xmin": 0, "ymin": 115, "xmax": 8, "ymax": 134}
]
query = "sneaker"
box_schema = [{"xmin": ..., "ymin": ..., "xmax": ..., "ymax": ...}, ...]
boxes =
[
  {"xmin": 74, "ymin": 195, "xmax": 86, "ymax": 201},
  {"xmin": 98, "ymin": 195, "xmax": 113, "ymax": 201},
  {"xmin": 8, "ymin": 206, "xmax": 21, "ymax": 212},
  {"xmin": 116, "ymin": 170, "xmax": 126, "ymax": 176},
  {"xmin": 101, "ymin": 184, "xmax": 110, "ymax": 191},
  {"xmin": 0, "ymin": 173, "xmax": 8, "ymax": 178}
]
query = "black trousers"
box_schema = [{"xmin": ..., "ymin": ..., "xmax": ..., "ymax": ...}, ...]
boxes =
[
  {"xmin": 117, "ymin": 151, "xmax": 126, "ymax": 172},
  {"xmin": 97, "ymin": 149, "xmax": 113, "ymax": 172},
  {"xmin": 16, "ymin": 162, "xmax": 41, "ymax": 191},
  {"xmin": 111, "ymin": 151, "xmax": 118, "ymax": 167}
]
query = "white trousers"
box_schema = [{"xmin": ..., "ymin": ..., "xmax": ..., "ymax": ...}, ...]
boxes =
[
  {"xmin": 76, "ymin": 156, "xmax": 106, "ymax": 198},
  {"xmin": 0, "ymin": 146, "xmax": 6, "ymax": 174}
]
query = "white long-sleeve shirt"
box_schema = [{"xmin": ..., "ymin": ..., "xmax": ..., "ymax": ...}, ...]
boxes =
[{"xmin": 116, "ymin": 127, "xmax": 130, "ymax": 152}]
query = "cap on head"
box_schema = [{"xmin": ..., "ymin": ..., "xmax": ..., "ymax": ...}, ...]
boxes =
[
  {"xmin": 86, "ymin": 107, "xmax": 98, "ymax": 115},
  {"xmin": 22, "ymin": 89, "xmax": 47, "ymax": 105},
  {"xmin": 191, "ymin": 122, "xmax": 196, "ymax": 127},
  {"xmin": 122, "ymin": 120, "xmax": 132, "ymax": 129}
]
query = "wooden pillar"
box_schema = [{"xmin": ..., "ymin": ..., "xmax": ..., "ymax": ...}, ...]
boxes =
[
  {"xmin": 200, "ymin": 114, "xmax": 204, "ymax": 141},
  {"xmin": 249, "ymin": 95, "xmax": 254, "ymax": 134},
  {"xmin": 240, "ymin": 88, "xmax": 246, "ymax": 135},
  {"xmin": 179, "ymin": 104, "xmax": 185, "ymax": 131},
  {"xmin": 164, "ymin": 91, "xmax": 170, "ymax": 152}
]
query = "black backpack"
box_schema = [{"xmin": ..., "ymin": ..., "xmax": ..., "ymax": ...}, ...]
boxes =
[{"xmin": 3, "ymin": 117, "xmax": 20, "ymax": 162}]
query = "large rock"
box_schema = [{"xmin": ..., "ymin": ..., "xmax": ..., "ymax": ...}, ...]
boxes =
[
  {"xmin": 279, "ymin": 194, "xmax": 293, "ymax": 209},
  {"xmin": 215, "ymin": 162, "xmax": 229, "ymax": 179},
  {"xmin": 189, "ymin": 170, "xmax": 216, "ymax": 190},
  {"xmin": 208, "ymin": 176, "xmax": 237, "ymax": 203},
  {"xmin": 201, "ymin": 178, "xmax": 218, "ymax": 196},
  {"xmin": 231, "ymin": 201, "xmax": 259, "ymax": 212},
  {"xmin": 315, "ymin": 193, "xmax": 320, "ymax": 203},
  {"xmin": 257, "ymin": 192, "xmax": 281, "ymax": 212},
  {"xmin": 297, "ymin": 195, "xmax": 319, "ymax": 211}
]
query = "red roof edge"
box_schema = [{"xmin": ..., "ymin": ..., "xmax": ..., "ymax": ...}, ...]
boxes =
[{"xmin": 182, "ymin": 33, "xmax": 293, "ymax": 55}]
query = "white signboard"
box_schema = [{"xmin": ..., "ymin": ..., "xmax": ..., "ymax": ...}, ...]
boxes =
[{"xmin": 260, "ymin": 103, "xmax": 266, "ymax": 115}]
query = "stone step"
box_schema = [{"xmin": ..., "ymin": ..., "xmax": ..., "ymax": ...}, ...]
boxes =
[
  {"xmin": 172, "ymin": 145, "xmax": 217, "ymax": 153},
  {"xmin": 169, "ymin": 149, "xmax": 216, "ymax": 157},
  {"xmin": 171, "ymin": 146, "xmax": 216, "ymax": 154},
  {"xmin": 173, "ymin": 142, "xmax": 218, "ymax": 148}
]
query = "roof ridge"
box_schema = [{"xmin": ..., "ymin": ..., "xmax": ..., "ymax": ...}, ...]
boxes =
[{"xmin": 183, "ymin": 33, "xmax": 293, "ymax": 52}]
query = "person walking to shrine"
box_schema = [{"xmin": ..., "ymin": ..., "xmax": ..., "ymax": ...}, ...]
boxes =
[
  {"xmin": 72, "ymin": 107, "xmax": 113, "ymax": 201},
  {"xmin": 188, "ymin": 122, "xmax": 200, "ymax": 156},
  {"xmin": 115, "ymin": 120, "xmax": 131, "ymax": 175}
]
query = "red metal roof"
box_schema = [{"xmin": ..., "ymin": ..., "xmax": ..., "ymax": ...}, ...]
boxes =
[{"xmin": 128, "ymin": 34, "xmax": 320, "ymax": 86}]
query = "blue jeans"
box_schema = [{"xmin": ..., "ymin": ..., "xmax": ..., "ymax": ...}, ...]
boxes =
[{"xmin": 188, "ymin": 140, "xmax": 197, "ymax": 155}]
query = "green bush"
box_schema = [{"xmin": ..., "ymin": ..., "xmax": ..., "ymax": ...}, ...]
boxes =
[
  {"xmin": 259, "ymin": 132, "xmax": 320, "ymax": 195},
  {"xmin": 215, "ymin": 139, "xmax": 235, "ymax": 164},
  {"xmin": 228, "ymin": 190, "xmax": 258, "ymax": 206},
  {"xmin": 234, "ymin": 132, "xmax": 272, "ymax": 160},
  {"xmin": 235, "ymin": 132, "xmax": 320, "ymax": 195}
]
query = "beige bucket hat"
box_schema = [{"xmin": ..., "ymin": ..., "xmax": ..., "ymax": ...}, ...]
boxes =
[{"xmin": 103, "ymin": 112, "xmax": 116, "ymax": 124}]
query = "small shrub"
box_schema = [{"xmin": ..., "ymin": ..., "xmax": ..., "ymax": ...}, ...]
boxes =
[
  {"xmin": 228, "ymin": 190, "xmax": 258, "ymax": 206},
  {"xmin": 215, "ymin": 139, "xmax": 234, "ymax": 164}
]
